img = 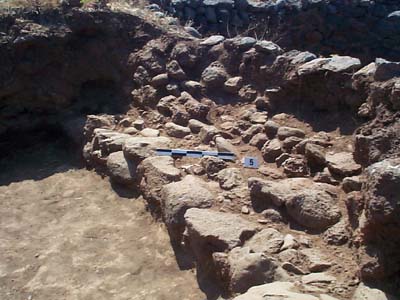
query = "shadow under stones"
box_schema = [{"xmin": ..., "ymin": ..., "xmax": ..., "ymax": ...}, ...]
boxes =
[
  {"xmin": 0, "ymin": 127, "xmax": 82, "ymax": 186},
  {"xmin": 271, "ymin": 103, "xmax": 362, "ymax": 136},
  {"xmin": 109, "ymin": 181, "xmax": 142, "ymax": 199}
]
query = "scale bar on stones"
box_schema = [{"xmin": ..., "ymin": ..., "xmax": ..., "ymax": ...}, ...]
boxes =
[{"xmin": 156, "ymin": 148, "xmax": 236, "ymax": 161}]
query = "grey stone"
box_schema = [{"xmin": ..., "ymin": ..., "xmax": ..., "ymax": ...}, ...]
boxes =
[
  {"xmin": 184, "ymin": 208, "xmax": 257, "ymax": 252},
  {"xmin": 286, "ymin": 190, "xmax": 342, "ymax": 230},
  {"xmin": 106, "ymin": 151, "xmax": 137, "ymax": 185},
  {"xmin": 201, "ymin": 62, "xmax": 228, "ymax": 88},
  {"xmin": 277, "ymin": 126, "xmax": 306, "ymax": 140},
  {"xmin": 233, "ymin": 282, "xmax": 320, "ymax": 300},
  {"xmin": 261, "ymin": 139, "xmax": 283, "ymax": 162},
  {"xmin": 162, "ymin": 176, "xmax": 214, "ymax": 239},
  {"xmin": 245, "ymin": 228, "xmax": 284, "ymax": 254},
  {"xmin": 217, "ymin": 168, "xmax": 244, "ymax": 190},
  {"xmin": 326, "ymin": 152, "xmax": 362, "ymax": 177},
  {"xmin": 200, "ymin": 35, "xmax": 225, "ymax": 46},
  {"xmin": 165, "ymin": 122, "xmax": 191, "ymax": 138},
  {"xmin": 254, "ymin": 40, "xmax": 283, "ymax": 55}
]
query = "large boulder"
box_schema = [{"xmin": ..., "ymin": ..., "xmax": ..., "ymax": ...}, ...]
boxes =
[
  {"xmin": 326, "ymin": 152, "xmax": 362, "ymax": 177},
  {"xmin": 184, "ymin": 208, "xmax": 257, "ymax": 253},
  {"xmin": 277, "ymin": 126, "xmax": 306, "ymax": 140},
  {"xmin": 297, "ymin": 56, "xmax": 361, "ymax": 76},
  {"xmin": 233, "ymin": 281, "xmax": 322, "ymax": 300},
  {"xmin": 359, "ymin": 158, "xmax": 400, "ymax": 280},
  {"xmin": 286, "ymin": 190, "xmax": 342, "ymax": 230},
  {"xmin": 245, "ymin": 228, "xmax": 284, "ymax": 254},
  {"xmin": 214, "ymin": 247, "xmax": 278, "ymax": 294},
  {"xmin": 122, "ymin": 136, "xmax": 171, "ymax": 163},
  {"xmin": 352, "ymin": 283, "xmax": 397, "ymax": 300},
  {"xmin": 201, "ymin": 61, "xmax": 228, "ymax": 88},
  {"xmin": 92, "ymin": 129, "xmax": 131, "ymax": 155},
  {"xmin": 106, "ymin": 151, "xmax": 137, "ymax": 185},
  {"xmin": 161, "ymin": 176, "xmax": 214, "ymax": 242},
  {"xmin": 261, "ymin": 139, "xmax": 283, "ymax": 162},
  {"xmin": 137, "ymin": 156, "xmax": 181, "ymax": 212},
  {"xmin": 249, "ymin": 177, "xmax": 342, "ymax": 229}
]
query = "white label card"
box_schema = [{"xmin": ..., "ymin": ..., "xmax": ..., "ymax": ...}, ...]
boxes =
[{"xmin": 243, "ymin": 157, "xmax": 259, "ymax": 169}]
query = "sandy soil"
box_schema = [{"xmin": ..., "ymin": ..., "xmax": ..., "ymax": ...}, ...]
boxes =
[{"xmin": 0, "ymin": 167, "xmax": 205, "ymax": 300}]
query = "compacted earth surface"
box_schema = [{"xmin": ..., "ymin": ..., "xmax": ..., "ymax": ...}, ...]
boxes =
[
  {"xmin": 0, "ymin": 143, "xmax": 205, "ymax": 300},
  {"xmin": 0, "ymin": 1, "xmax": 400, "ymax": 300}
]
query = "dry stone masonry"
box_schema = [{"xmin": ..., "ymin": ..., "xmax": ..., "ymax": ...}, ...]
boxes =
[{"xmin": 0, "ymin": 3, "xmax": 399, "ymax": 300}]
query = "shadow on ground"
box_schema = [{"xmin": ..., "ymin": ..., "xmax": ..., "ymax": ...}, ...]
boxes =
[{"xmin": 0, "ymin": 129, "xmax": 82, "ymax": 186}]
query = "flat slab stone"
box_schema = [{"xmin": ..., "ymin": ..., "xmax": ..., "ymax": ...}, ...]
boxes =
[
  {"xmin": 302, "ymin": 272, "xmax": 336, "ymax": 284},
  {"xmin": 200, "ymin": 35, "xmax": 225, "ymax": 46},
  {"xmin": 326, "ymin": 152, "xmax": 362, "ymax": 177},
  {"xmin": 233, "ymin": 281, "xmax": 320, "ymax": 300},
  {"xmin": 184, "ymin": 208, "xmax": 257, "ymax": 251}
]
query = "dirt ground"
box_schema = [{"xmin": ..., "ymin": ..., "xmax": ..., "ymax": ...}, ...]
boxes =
[{"xmin": 0, "ymin": 143, "xmax": 205, "ymax": 300}]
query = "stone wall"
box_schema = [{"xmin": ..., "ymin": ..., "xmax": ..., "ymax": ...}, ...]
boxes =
[{"xmin": 159, "ymin": 0, "xmax": 400, "ymax": 62}]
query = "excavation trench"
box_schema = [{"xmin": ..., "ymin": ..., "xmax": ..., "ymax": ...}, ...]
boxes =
[{"xmin": 1, "ymin": 4, "xmax": 400, "ymax": 300}]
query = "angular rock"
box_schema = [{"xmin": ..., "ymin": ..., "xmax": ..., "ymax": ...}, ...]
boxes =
[
  {"xmin": 360, "ymin": 159, "xmax": 400, "ymax": 280},
  {"xmin": 138, "ymin": 156, "xmax": 181, "ymax": 210},
  {"xmin": 265, "ymin": 120, "xmax": 279, "ymax": 138},
  {"xmin": 322, "ymin": 220, "xmax": 351, "ymax": 245},
  {"xmin": 301, "ymin": 248, "xmax": 332, "ymax": 272},
  {"xmin": 162, "ymin": 176, "xmax": 214, "ymax": 241},
  {"xmin": 226, "ymin": 247, "xmax": 277, "ymax": 293},
  {"xmin": 238, "ymin": 85, "xmax": 258, "ymax": 102},
  {"xmin": 342, "ymin": 176, "xmax": 363, "ymax": 193},
  {"xmin": 245, "ymin": 228, "xmax": 284, "ymax": 254},
  {"xmin": 201, "ymin": 61, "xmax": 228, "ymax": 88},
  {"xmin": 199, "ymin": 125, "xmax": 220, "ymax": 144},
  {"xmin": 242, "ymin": 124, "xmax": 264, "ymax": 143},
  {"xmin": 93, "ymin": 129, "xmax": 131, "ymax": 155},
  {"xmin": 184, "ymin": 98, "xmax": 209, "ymax": 120},
  {"xmin": 326, "ymin": 152, "xmax": 362, "ymax": 177},
  {"xmin": 249, "ymin": 133, "xmax": 268, "ymax": 149},
  {"xmin": 166, "ymin": 60, "xmax": 186, "ymax": 80},
  {"xmin": 184, "ymin": 208, "xmax": 257, "ymax": 252},
  {"xmin": 282, "ymin": 157, "xmax": 309, "ymax": 177},
  {"xmin": 305, "ymin": 143, "xmax": 326, "ymax": 168},
  {"xmin": 261, "ymin": 139, "xmax": 283, "ymax": 162},
  {"xmin": 280, "ymin": 234, "xmax": 299, "ymax": 251},
  {"xmin": 248, "ymin": 177, "xmax": 288, "ymax": 207},
  {"xmin": 171, "ymin": 108, "xmax": 190, "ymax": 126},
  {"xmin": 200, "ymin": 156, "xmax": 227, "ymax": 177},
  {"xmin": 282, "ymin": 136, "xmax": 303, "ymax": 152},
  {"xmin": 224, "ymin": 76, "xmax": 243, "ymax": 93},
  {"xmin": 123, "ymin": 136, "xmax": 171, "ymax": 163},
  {"xmin": 215, "ymin": 136, "xmax": 238, "ymax": 155},
  {"xmin": 250, "ymin": 112, "xmax": 268, "ymax": 124},
  {"xmin": 217, "ymin": 168, "xmax": 244, "ymax": 190},
  {"xmin": 157, "ymin": 95, "xmax": 176, "ymax": 116}
]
